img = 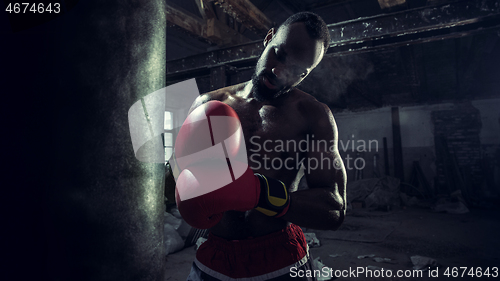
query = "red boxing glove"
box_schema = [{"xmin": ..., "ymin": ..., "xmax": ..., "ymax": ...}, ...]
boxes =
[
  {"xmin": 174, "ymin": 101, "xmax": 244, "ymax": 170},
  {"xmin": 174, "ymin": 101, "xmax": 290, "ymax": 229},
  {"xmin": 175, "ymin": 164, "xmax": 261, "ymax": 229}
]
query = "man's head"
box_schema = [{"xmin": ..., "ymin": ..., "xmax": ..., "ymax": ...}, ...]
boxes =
[{"xmin": 251, "ymin": 12, "xmax": 330, "ymax": 102}]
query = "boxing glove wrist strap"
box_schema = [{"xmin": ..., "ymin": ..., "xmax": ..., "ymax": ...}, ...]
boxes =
[{"xmin": 254, "ymin": 174, "xmax": 290, "ymax": 218}]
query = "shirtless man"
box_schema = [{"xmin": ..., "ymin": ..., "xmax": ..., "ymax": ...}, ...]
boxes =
[{"xmin": 167, "ymin": 12, "xmax": 346, "ymax": 281}]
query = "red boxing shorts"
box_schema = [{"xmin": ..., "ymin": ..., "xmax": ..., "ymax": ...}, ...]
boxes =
[{"xmin": 187, "ymin": 224, "xmax": 315, "ymax": 281}]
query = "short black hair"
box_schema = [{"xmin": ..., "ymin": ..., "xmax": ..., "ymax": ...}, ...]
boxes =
[{"xmin": 278, "ymin": 12, "xmax": 330, "ymax": 54}]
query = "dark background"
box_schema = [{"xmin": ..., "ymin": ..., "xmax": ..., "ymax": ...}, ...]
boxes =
[
  {"xmin": 2, "ymin": 0, "xmax": 499, "ymax": 280},
  {"xmin": 3, "ymin": 1, "xmax": 166, "ymax": 280}
]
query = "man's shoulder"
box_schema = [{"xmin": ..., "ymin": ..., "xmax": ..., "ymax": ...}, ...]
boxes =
[
  {"xmin": 288, "ymin": 88, "xmax": 336, "ymax": 136},
  {"xmin": 200, "ymin": 83, "xmax": 246, "ymax": 102},
  {"xmin": 290, "ymin": 88, "xmax": 331, "ymax": 118},
  {"xmin": 189, "ymin": 83, "xmax": 245, "ymax": 112}
]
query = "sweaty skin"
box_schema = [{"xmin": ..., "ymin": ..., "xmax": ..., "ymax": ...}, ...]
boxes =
[{"xmin": 183, "ymin": 22, "xmax": 347, "ymax": 240}]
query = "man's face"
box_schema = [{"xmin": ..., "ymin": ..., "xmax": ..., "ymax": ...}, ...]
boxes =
[{"xmin": 251, "ymin": 22, "xmax": 325, "ymax": 102}]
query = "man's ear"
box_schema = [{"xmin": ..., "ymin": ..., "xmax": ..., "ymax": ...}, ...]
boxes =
[{"xmin": 263, "ymin": 28, "xmax": 275, "ymax": 47}]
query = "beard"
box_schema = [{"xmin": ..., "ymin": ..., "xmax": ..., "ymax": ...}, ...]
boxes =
[{"xmin": 250, "ymin": 70, "xmax": 293, "ymax": 102}]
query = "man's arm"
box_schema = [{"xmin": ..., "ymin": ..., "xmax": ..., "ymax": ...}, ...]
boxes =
[
  {"xmin": 164, "ymin": 92, "xmax": 225, "ymax": 207},
  {"xmin": 280, "ymin": 103, "xmax": 347, "ymax": 230}
]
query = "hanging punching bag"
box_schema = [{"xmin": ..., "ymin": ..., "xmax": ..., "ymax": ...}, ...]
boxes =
[{"xmin": 44, "ymin": 1, "xmax": 167, "ymax": 280}]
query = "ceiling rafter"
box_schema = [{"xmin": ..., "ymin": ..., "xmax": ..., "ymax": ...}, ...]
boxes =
[
  {"xmin": 377, "ymin": 0, "xmax": 406, "ymax": 10},
  {"xmin": 166, "ymin": 4, "xmax": 205, "ymax": 39},
  {"xmin": 166, "ymin": 3, "xmax": 249, "ymax": 47},
  {"xmin": 167, "ymin": 0, "xmax": 500, "ymax": 79},
  {"xmin": 194, "ymin": 0, "xmax": 216, "ymax": 20},
  {"xmin": 210, "ymin": 0, "xmax": 273, "ymax": 34}
]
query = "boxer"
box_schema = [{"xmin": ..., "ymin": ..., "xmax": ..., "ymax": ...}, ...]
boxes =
[{"xmin": 167, "ymin": 12, "xmax": 347, "ymax": 281}]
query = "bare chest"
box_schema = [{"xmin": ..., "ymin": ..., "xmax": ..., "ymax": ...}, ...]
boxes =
[
  {"xmin": 231, "ymin": 102, "xmax": 295, "ymax": 143},
  {"xmin": 227, "ymin": 100, "xmax": 306, "ymax": 178}
]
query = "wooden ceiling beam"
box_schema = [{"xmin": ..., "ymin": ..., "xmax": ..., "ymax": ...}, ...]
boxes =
[
  {"xmin": 194, "ymin": 0, "xmax": 216, "ymax": 20},
  {"xmin": 166, "ymin": 4, "xmax": 205, "ymax": 39},
  {"xmin": 206, "ymin": 18, "xmax": 251, "ymax": 46},
  {"xmin": 211, "ymin": 0, "xmax": 273, "ymax": 34},
  {"xmin": 166, "ymin": 3, "xmax": 249, "ymax": 47},
  {"xmin": 378, "ymin": 0, "xmax": 406, "ymax": 10},
  {"xmin": 167, "ymin": 0, "xmax": 500, "ymax": 77}
]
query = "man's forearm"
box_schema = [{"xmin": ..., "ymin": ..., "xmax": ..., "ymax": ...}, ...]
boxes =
[{"xmin": 280, "ymin": 188, "xmax": 345, "ymax": 230}]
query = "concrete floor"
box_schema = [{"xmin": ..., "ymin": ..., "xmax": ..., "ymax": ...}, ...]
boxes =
[{"xmin": 165, "ymin": 207, "xmax": 500, "ymax": 280}]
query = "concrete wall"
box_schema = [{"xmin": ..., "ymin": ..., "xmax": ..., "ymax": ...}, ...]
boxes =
[
  {"xmin": 334, "ymin": 107, "xmax": 392, "ymax": 183},
  {"xmin": 333, "ymin": 98, "xmax": 500, "ymax": 196}
]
